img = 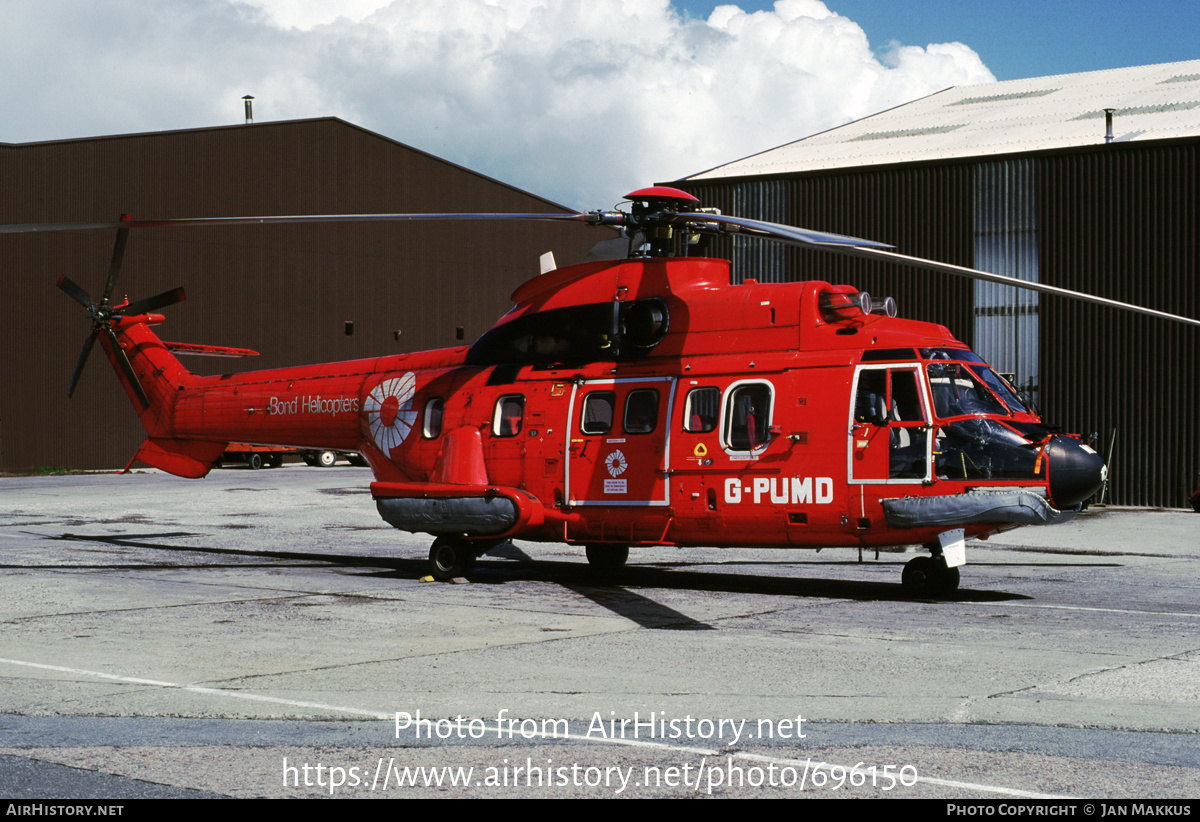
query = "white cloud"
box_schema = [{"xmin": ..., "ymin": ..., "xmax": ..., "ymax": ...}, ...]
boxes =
[
  {"xmin": 250, "ymin": 0, "xmax": 387, "ymax": 29},
  {"xmin": 1, "ymin": 0, "xmax": 994, "ymax": 209}
]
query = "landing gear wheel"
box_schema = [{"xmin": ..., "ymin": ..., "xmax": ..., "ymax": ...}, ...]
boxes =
[
  {"xmin": 936, "ymin": 563, "xmax": 960, "ymax": 594},
  {"xmin": 316, "ymin": 450, "xmax": 337, "ymax": 467},
  {"xmin": 585, "ymin": 544, "xmax": 629, "ymax": 571},
  {"xmin": 901, "ymin": 555, "xmax": 960, "ymax": 597},
  {"xmin": 429, "ymin": 537, "xmax": 475, "ymax": 581},
  {"xmin": 247, "ymin": 453, "xmax": 263, "ymax": 470}
]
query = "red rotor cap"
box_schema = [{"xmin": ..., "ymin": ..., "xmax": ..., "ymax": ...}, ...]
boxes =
[{"xmin": 624, "ymin": 186, "xmax": 700, "ymax": 203}]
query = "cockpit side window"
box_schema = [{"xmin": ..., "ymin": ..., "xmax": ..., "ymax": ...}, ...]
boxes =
[
  {"xmin": 890, "ymin": 370, "xmax": 924, "ymax": 422},
  {"xmin": 854, "ymin": 369, "xmax": 888, "ymax": 424}
]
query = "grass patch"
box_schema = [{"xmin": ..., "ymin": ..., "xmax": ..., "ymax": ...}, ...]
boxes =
[{"xmin": 0, "ymin": 466, "xmax": 94, "ymax": 477}]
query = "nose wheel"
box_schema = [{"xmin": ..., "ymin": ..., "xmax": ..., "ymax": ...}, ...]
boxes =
[
  {"xmin": 585, "ymin": 544, "xmax": 629, "ymax": 571},
  {"xmin": 901, "ymin": 555, "xmax": 959, "ymax": 596}
]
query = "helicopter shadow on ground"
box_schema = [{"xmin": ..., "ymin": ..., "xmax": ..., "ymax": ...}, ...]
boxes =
[
  {"xmin": 418, "ymin": 542, "xmax": 1037, "ymax": 627},
  {"xmin": 38, "ymin": 531, "xmax": 714, "ymax": 630},
  {"xmin": 39, "ymin": 531, "xmax": 1033, "ymax": 630},
  {"xmin": 38, "ymin": 532, "xmax": 404, "ymax": 573}
]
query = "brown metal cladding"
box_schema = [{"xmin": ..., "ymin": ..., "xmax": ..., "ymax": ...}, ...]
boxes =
[
  {"xmin": 1, "ymin": 118, "xmax": 603, "ymax": 472},
  {"xmin": 1038, "ymin": 141, "xmax": 1199, "ymax": 507},
  {"xmin": 677, "ymin": 164, "xmax": 975, "ymax": 344},
  {"xmin": 674, "ymin": 138, "xmax": 1199, "ymax": 506}
]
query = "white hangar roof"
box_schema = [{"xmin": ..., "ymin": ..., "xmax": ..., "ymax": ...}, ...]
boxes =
[{"xmin": 687, "ymin": 59, "xmax": 1200, "ymax": 180}]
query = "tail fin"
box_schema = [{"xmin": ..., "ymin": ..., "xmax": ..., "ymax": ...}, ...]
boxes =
[
  {"xmin": 57, "ymin": 224, "xmax": 236, "ymax": 478},
  {"xmin": 102, "ymin": 315, "xmax": 192, "ymax": 436},
  {"xmin": 102, "ymin": 315, "xmax": 228, "ymax": 478}
]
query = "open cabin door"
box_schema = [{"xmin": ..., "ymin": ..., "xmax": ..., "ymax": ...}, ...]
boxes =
[
  {"xmin": 848, "ymin": 364, "xmax": 932, "ymax": 484},
  {"xmin": 564, "ymin": 377, "xmax": 675, "ymax": 506}
]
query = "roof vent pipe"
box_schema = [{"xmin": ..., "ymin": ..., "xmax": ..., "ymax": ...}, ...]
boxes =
[
  {"xmin": 1103, "ymin": 108, "xmax": 1115, "ymax": 143},
  {"xmin": 243, "ymin": 95, "xmax": 255, "ymax": 124}
]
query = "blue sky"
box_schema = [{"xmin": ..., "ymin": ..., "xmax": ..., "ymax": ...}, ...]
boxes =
[{"xmin": 676, "ymin": 0, "xmax": 1200, "ymax": 81}]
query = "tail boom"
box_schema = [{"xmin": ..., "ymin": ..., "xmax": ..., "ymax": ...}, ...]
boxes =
[{"xmin": 105, "ymin": 318, "xmax": 365, "ymax": 477}]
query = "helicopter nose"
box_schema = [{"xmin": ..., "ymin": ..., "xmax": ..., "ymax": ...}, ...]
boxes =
[{"xmin": 1045, "ymin": 436, "xmax": 1107, "ymax": 508}]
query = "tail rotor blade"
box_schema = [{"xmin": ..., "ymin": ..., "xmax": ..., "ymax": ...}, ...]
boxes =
[
  {"xmin": 103, "ymin": 325, "xmax": 149, "ymax": 408},
  {"xmin": 100, "ymin": 225, "xmax": 131, "ymax": 306},
  {"xmin": 123, "ymin": 287, "xmax": 186, "ymax": 316},
  {"xmin": 57, "ymin": 276, "xmax": 96, "ymax": 310},
  {"xmin": 67, "ymin": 332, "xmax": 99, "ymax": 398}
]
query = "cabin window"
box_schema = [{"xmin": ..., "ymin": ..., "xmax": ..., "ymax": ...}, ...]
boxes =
[
  {"xmin": 422, "ymin": 398, "xmax": 444, "ymax": 439},
  {"xmin": 723, "ymin": 382, "xmax": 772, "ymax": 451},
  {"xmin": 623, "ymin": 389, "xmax": 659, "ymax": 434},
  {"xmin": 581, "ymin": 391, "xmax": 615, "ymax": 435},
  {"xmin": 492, "ymin": 395, "xmax": 525, "ymax": 437},
  {"xmin": 683, "ymin": 387, "xmax": 719, "ymax": 433}
]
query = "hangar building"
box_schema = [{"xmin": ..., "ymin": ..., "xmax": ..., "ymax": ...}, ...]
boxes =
[
  {"xmin": 673, "ymin": 60, "xmax": 1200, "ymax": 507},
  {"xmin": 1, "ymin": 118, "xmax": 602, "ymax": 473}
]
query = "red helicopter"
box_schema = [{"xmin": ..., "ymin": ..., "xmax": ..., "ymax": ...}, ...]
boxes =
[{"xmin": 12, "ymin": 187, "xmax": 1199, "ymax": 594}]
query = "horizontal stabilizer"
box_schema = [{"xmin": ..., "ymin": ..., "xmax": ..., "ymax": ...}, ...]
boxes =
[{"xmin": 163, "ymin": 341, "xmax": 260, "ymax": 358}]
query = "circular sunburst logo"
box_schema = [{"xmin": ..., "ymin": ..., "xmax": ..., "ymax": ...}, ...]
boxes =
[
  {"xmin": 365, "ymin": 372, "xmax": 418, "ymax": 453},
  {"xmin": 605, "ymin": 449, "xmax": 628, "ymax": 477}
]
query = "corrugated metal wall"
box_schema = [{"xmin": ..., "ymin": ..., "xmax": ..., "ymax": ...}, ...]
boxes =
[
  {"xmin": 973, "ymin": 159, "xmax": 1040, "ymax": 407},
  {"xmin": 675, "ymin": 138, "xmax": 1199, "ymax": 506},
  {"xmin": 1, "ymin": 119, "xmax": 602, "ymax": 472},
  {"xmin": 731, "ymin": 179, "xmax": 788, "ymax": 283},
  {"xmin": 1038, "ymin": 142, "xmax": 1199, "ymax": 507},
  {"xmin": 682, "ymin": 164, "xmax": 975, "ymax": 345}
]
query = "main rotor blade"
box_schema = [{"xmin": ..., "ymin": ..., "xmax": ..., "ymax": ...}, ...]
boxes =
[
  {"xmin": 123, "ymin": 287, "xmax": 186, "ymax": 316},
  {"xmin": 0, "ymin": 212, "xmax": 591, "ymax": 234},
  {"xmin": 56, "ymin": 276, "xmax": 95, "ymax": 309},
  {"xmin": 22, "ymin": 207, "xmax": 1197, "ymax": 328},
  {"xmin": 103, "ymin": 326, "xmax": 149, "ymax": 408},
  {"xmin": 679, "ymin": 212, "xmax": 894, "ymax": 250},
  {"xmin": 842, "ymin": 246, "xmax": 1200, "ymax": 329},
  {"xmin": 67, "ymin": 332, "xmax": 98, "ymax": 398},
  {"xmin": 683, "ymin": 212, "xmax": 1200, "ymax": 328}
]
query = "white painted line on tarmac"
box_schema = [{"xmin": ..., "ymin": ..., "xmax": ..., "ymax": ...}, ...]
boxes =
[
  {"xmin": 0, "ymin": 655, "xmax": 1071, "ymax": 799},
  {"xmin": 0, "ymin": 657, "xmax": 390, "ymax": 719},
  {"xmin": 1002, "ymin": 602, "xmax": 1200, "ymax": 619},
  {"xmin": 906, "ymin": 774, "xmax": 1070, "ymax": 799}
]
